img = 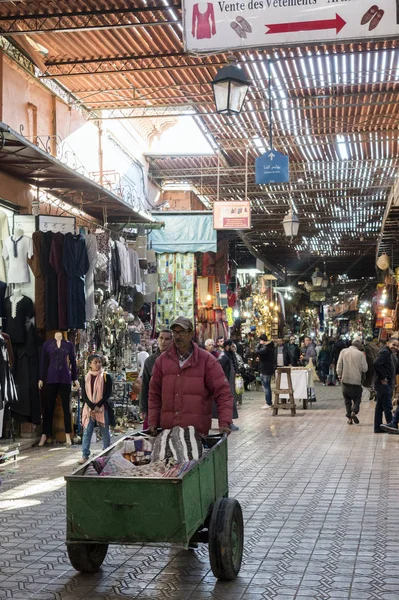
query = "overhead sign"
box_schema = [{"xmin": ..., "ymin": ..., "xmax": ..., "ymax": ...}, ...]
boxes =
[
  {"xmin": 255, "ymin": 149, "xmax": 289, "ymax": 184},
  {"xmin": 213, "ymin": 201, "xmax": 251, "ymax": 230},
  {"xmin": 183, "ymin": 0, "xmax": 399, "ymax": 53}
]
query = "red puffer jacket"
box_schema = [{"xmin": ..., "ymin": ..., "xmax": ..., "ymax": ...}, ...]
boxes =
[{"xmin": 148, "ymin": 342, "xmax": 233, "ymax": 435}]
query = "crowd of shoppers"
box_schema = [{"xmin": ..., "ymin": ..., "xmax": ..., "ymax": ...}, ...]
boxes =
[{"xmin": 135, "ymin": 321, "xmax": 399, "ymax": 439}]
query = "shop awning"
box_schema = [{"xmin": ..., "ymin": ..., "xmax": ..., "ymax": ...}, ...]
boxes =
[
  {"xmin": 0, "ymin": 122, "xmax": 154, "ymax": 224},
  {"xmin": 149, "ymin": 212, "xmax": 217, "ymax": 253}
]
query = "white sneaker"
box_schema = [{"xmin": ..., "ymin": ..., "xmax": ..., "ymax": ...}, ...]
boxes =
[{"xmin": 262, "ymin": 405, "xmax": 272, "ymax": 409}]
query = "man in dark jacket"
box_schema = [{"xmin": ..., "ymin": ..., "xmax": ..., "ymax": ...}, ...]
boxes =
[
  {"xmin": 255, "ymin": 334, "xmax": 275, "ymax": 409},
  {"xmin": 219, "ymin": 340, "xmax": 239, "ymax": 430},
  {"xmin": 373, "ymin": 337, "xmax": 399, "ymax": 433},
  {"xmin": 149, "ymin": 317, "xmax": 233, "ymax": 436},
  {"xmin": 275, "ymin": 338, "xmax": 290, "ymax": 368},
  {"xmin": 139, "ymin": 328, "xmax": 172, "ymax": 428},
  {"xmin": 287, "ymin": 336, "xmax": 300, "ymax": 366},
  {"xmin": 363, "ymin": 337, "xmax": 379, "ymax": 399}
]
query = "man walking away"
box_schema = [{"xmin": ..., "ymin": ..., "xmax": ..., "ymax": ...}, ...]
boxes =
[
  {"xmin": 374, "ymin": 337, "xmax": 399, "ymax": 433},
  {"xmin": 364, "ymin": 337, "xmax": 379, "ymax": 401},
  {"xmin": 287, "ymin": 335, "xmax": 300, "ymax": 366},
  {"xmin": 318, "ymin": 340, "xmax": 333, "ymax": 385},
  {"xmin": 255, "ymin": 334, "xmax": 275, "ymax": 409},
  {"xmin": 139, "ymin": 329, "xmax": 172, "ymax": 429},
  {"xmin": 219, "ymin": 339, "xmax": 239, "ymax": 430},
  {"xmin": 337, "ymin": 339, "xmax": 368, "ymax": 424}
]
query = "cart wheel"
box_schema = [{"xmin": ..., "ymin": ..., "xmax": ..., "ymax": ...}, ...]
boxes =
[
  {"xmin": 67, "ymin": 543, "xmax": 108, "ymax": 573},
  {"xmin": 208, "ymin": 498, "xmax": 243, "ymax": 581}
]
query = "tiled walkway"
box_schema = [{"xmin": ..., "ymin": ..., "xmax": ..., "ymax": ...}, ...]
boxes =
[{"xmin": 1, "ymin": 384, "xmax": 399, "ymax": 600}]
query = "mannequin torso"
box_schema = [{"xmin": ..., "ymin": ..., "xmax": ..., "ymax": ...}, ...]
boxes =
[{"xmin": 38, "ymin": 332, "xmax": 79, "ymax": 389}]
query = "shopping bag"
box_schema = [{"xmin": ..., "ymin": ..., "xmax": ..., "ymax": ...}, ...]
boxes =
[{"xmin": 235, "ymin": 375, "xmax": 244, "ymax": 395}]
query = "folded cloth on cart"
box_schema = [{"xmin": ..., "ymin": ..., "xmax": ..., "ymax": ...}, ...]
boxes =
[
  {"xmin": 119, "ymin": 437, "xmax": 154, "ymax": 465},
  {"xmin": 100, "ymin": 453, "xmax": 136, "ymax": 476},
  {"xmin": 83, "ymin": 452, "xmax": 196, "ymax": 478},
  {"xmin": 151, "ymin": 426, "xmax": 203, "ymax": 464}
]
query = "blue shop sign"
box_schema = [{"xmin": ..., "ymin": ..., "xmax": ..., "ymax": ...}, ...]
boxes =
[{"xmin": 255, "ymin": 150, "xmax": 289, "ymax": 184}]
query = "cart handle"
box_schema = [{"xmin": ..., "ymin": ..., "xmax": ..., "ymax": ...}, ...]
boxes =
[{"xmin": 104, "ymin": 500, "xmax": 141, "ymax": 508}]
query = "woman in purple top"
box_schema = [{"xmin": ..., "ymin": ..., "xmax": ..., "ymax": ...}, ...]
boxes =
[{"xmin": 38, "ymin": 332, "xmax": 78, "ymax": 447}]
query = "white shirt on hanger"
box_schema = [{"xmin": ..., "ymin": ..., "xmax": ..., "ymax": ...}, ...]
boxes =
[{"xmin": 2, "ymin": 235, "xmax": 33, "ymax": 284}]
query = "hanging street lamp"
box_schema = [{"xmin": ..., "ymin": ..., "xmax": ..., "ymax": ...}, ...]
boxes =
[
  {"xmin": 282, "ymin": 208, "xmax": 300, "ymax": 240},
  {"xmin": 321, "ymin": 272, "xmax": 329, "ymax": 288},
  {"xmin": 311, "ymin": 268, "xmax": 324, "ymax": 287},
  {"xmin": 212, "ymin": 61, "xmax": 250, "ymax": 115}
]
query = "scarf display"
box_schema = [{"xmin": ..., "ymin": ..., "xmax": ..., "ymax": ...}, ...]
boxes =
[{"xmin": 82, "ymin": 369, "xmax": 105, "ymax": 429}]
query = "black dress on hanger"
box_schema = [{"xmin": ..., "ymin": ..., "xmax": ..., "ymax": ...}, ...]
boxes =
[
  {"xmin": 3, "ymin": 295, "xmax": 34, "ymax": 344},
  {"xmin": 11, "ymin": 325, "xmax": 41, "ymax": 424},
  {"xmin": 63, "ymin": 233, "xmax": 89, "ymax": 329},
  {"xmin": 41, "ymin": 231, "xmax": 59, "ymax": 330},
  {"xmin": 0, "ymin": 333, "xmax": 18, "ymax": 414}
]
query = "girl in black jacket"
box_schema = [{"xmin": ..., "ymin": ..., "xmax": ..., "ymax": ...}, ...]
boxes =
[{"xmin": 78, "ymin": 354, "xmax": 113, "ymax": 464}]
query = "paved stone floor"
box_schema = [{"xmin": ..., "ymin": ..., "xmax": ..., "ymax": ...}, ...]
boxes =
[{"xmin": 1, "ymin": 383, "xmax": 399, "ymax": 600}]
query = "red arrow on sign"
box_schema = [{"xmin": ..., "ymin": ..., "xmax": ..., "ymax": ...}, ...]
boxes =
[{"xmin": 266, "ymin": 13, "xmax": 346, "ymax": 35}]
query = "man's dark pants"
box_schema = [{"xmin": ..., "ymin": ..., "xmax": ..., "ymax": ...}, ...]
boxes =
[
  {"xmin": 374, "ymin": 382, "xmax": 393, "ymax": 432},
  {"xmin": 342, "ymin": 383, "xmax": 362, "ymax": 418}
]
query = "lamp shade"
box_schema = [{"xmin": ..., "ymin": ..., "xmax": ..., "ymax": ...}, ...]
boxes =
[
  {"xmin": 212, "ymin": 64, "xmax": 250, "ymax": 115},
  {"xmin": 282, "ymin": 209, "xmax": 300, "ymax": 238},
  {"xmin": 311, "ymin": 269, "xmax": 324, "ymax": 287}
]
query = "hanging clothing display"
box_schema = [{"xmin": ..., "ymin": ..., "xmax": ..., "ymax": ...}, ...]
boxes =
[
  {"xmin": 110, "ymin": 243, "xmax": 121, "ymax": 297},
  {"xmin": 63, "ymin": 233, "xmax": 89, "ymax": 329},
  {"xmin": 2, "ymin": 235, "xmax": 33, "ymax": 284},
  {"xmin": 40, "ymin": 338, "xmax": 77, "ymax": 384},
  {"xmin": 0, "ymin": 210, "xmax": 10, "ymax": 282},
  {"xmin": 41, "ymin": 231, "xmax": 59, "ymax": 330},
  {"xmin": 11, "ymin": 325, "xmax": 41, "ymax": 424},
  {"xmin": 3, "ymin": 294, "xmax": 34, "ymax": 344},
  {"xmin": 115, "ymin": 239, "xmax": 130, "ymax": 287},
  {"xmin": 129, "ymin": 247, "xmax": 142, "ymax": 289},
  {"xmin": 50, "ymin": 232, "xmax": 68, "ymax": 330},
  {"xmin": 0, "ymin": 280, "xmax": 6, "ymax": 318},
  {"xmin": 27, "ymin": 231, "xmax": 46, "ymax": 330},
  {"xmin": 0, "ymin": 333, "xmax": 18, "ymax": 415},
  {"xmin": 157, "ymin": 253, "xmax": 195, "ymax": 328},
  {"xmin": 85, "ymin": 233, "xmax": 98, "ymax": 322},
  {"xmin": 94, "ymin": 229, "xmax": 111, "ymax": 289}
]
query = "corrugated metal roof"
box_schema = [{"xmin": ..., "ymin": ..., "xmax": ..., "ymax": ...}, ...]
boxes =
[{"xmin": 1, "ymin": 1, "xmax": 398, "ymax": 276}]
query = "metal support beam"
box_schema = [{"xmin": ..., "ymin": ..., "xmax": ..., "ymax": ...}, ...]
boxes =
[
  {"xmin": 81, "ymin": 88, "xmax": 399, "ymax": 110},
  {"xmin": 85, "ymin": 95, "xmax": 399, "ymax": 119},
  {"xmin": 0, "ymin": 5, "xmax": 181, "ymax": 35},
  {"xmin": 40, "ymin": 60, "xmax": 223, "ymax": 79},
  {"xmin": 238, "ymin": 231, "xmax": 286, "ymax": 282},
  {"xmin": 46, "ymin": 51, "xmax": 184, "ymax": 68}
]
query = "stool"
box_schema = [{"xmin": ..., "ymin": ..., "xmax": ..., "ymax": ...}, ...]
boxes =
[{"xmin": 273, "ymin": 367, "xmax": 296, "ymax": 416}]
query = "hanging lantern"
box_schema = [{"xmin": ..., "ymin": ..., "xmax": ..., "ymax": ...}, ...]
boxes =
[
  {"xmin": 321, "ymin": 272, "xmax": 329, "ymax": 288},
  {"xmin": 311, "ymin": 268, "xmax": 324, "ymax": 287},
  {"xmin": 212, "ymin": 63, "xmax": 250, "ymax": 115},
  {"xmin": 282, "ymin": 209, "xmax": 300, "ymax": 239}
]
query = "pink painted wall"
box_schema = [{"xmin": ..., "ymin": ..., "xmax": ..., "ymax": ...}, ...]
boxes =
[
  {"xmin": 0, "ymin": 52, "xmax": 89, "ymax": 211},
  {"xmin": 2, "ymin": 53, "xmax": 86, "ymax": 142}
]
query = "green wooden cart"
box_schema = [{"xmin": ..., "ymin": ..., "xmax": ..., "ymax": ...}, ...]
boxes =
[{"xmin": 65, "ymin": 433, "xmax": 244, "ymax": 580}]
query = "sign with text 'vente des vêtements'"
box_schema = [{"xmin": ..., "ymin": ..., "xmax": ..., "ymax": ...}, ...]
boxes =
[{"xmin": 183, "ymin": 0, "xmax": 399, "ymax": 53}]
